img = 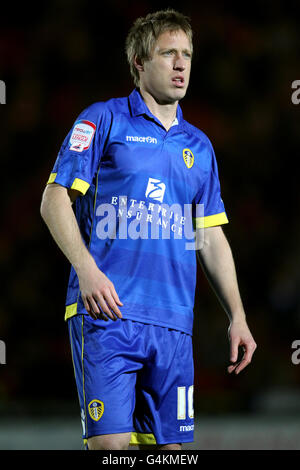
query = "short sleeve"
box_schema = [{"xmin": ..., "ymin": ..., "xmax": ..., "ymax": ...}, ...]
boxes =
[
  {"xmin": 193, "ymin": 141, "xmax": 229, "ymax": 228},
  {"xmin": 47, "ymin": 102, "xmax": 111, "ymax": 195}
]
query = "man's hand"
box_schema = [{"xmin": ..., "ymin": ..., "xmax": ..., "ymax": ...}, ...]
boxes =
[
  {"xmin": 40, "ymin": 184, "xmax": 123, "ymax": 322},
  {"xmin": 227, "ymin": 320, "xmax": 257, "ymax": 374},
  {"xmin": 196, "ymin": 227, "xmax": 257, "ymax": 375},
  {"xmin": 77, "ymin": 258, "xmax": 123, "ymax": 321}
]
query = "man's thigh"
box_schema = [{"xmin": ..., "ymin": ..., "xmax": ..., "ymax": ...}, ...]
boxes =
[
  {"xmin": 69, "ymin": 316, "xmax": 194, "ymax": 446},
  {"xmin": 69, "ymin": 315, "xmax": 143, "ymax": 440},
  {"xmin": 132, "ymin": 325, "xmax": 194, "ymax": 447}
]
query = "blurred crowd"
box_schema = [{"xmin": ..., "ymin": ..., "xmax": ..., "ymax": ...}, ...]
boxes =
[{"xmin": 0, "ymin": 0, "xmax": 300, "ymax": 416}]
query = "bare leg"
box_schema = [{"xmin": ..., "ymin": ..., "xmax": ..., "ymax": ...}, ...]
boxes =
[
  {"xmin": 88, "ymin": 432, "xmax": 132, "ymax": 450},
  {"xmin": 139, "ymin": 443, "xmax": 182, "ymax": 450}
]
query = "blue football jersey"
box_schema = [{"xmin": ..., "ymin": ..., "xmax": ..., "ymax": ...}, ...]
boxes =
[{"xmin": 47, "ymin": 88, "xmax": 228, "ymax": 335}]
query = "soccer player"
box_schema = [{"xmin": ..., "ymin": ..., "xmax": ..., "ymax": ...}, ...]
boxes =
[{"xmin": 40, "ymin": 9, "xmax": 256, "ymax": 450}]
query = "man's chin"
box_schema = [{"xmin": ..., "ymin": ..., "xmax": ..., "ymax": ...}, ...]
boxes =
[
  {"xmin": 161, "ymin": 88, "xmax": 187, "ymax": 104},
  {"xmin": 170, "ymin": 85, "xmax": 188, "ymax": 101},
  {"xmin": 147, "ymin": 86, "xmax": 188, "ymax": 105},
  {"xmin": 174, "ymin": 89, "xmax": 187, "ymax": 101}
]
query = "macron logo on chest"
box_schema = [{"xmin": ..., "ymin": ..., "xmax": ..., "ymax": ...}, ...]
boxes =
[{"xmin": 126, "ymin": 135, "xmax": 158, "ymax": 144}]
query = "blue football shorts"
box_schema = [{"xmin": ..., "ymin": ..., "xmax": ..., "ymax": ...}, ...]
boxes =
[{"xmin": 68, "ymin": 315, "xmax": 194, "ymax": 446}]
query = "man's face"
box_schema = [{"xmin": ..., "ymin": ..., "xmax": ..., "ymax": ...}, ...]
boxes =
[{"xmin": 140, "ymin": 29, "xmax": 192, "ymax": 104}]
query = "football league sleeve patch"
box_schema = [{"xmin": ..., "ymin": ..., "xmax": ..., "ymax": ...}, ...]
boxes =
[{"xmin": 47, "ymin": 103, "xmax": 109, "ymax": 195}]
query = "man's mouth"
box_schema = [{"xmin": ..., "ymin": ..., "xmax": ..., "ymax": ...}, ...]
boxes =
[{"xmin": 172, "ymin": 76, "xmax": 185, "ymax": 88}]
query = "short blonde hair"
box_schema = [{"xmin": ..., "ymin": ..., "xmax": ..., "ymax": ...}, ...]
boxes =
[{"xmin": 125, "ymin": 9, "xmax": 193, "ymax": 87}]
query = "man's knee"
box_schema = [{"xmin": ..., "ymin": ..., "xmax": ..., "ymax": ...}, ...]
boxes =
[
  {"xmin": 87, "ymin": 432, "xmax": 131, "ymax": 450},
  {"xmin": 158, "ymin": 443, "xmax": 182, "ymax": 450},
  {"xmin": 139, "ymin": 443, "xmax": 182, "ymax": 451}
]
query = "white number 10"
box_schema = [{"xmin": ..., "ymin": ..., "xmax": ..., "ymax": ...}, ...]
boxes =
[{"xmin": 177, "ymin": 385, "xmax": 194, "ymax": 420}]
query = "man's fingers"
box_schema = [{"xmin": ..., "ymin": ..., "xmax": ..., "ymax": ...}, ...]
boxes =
[
  {"xmin": 228, "ymin": 342, "xmax": 257, "ymax": 374},
  {"xmin": 230, "ymin": 338, "xmax": 239, "ymax": 363},
  {"xmin": 110, "ymin": 285, "xmax": 123, "ymax": 306},
  {"xmin": 84, "ymin": 294, "xmax": 110, "ymax": 321},
  {"xmin": 234, "ymin": 358, "xmax": 250, "ymax": 374},
  {"xmin": 84, "ymin": 297, "xmax": 100, "ymax": 320},
  {"xmin": 239, "ymin": 342, "xmax": 257, "ymax": 372},
  {"xmin": 82, "ymin": 297, "xmax": 91, "ymax": 314},
  {"xmin": 88, "ymin": 296, "xmax": 101, "ymax": 315},
  {"xmin": 227, "ymin": 364, "xmax": 238, "ymax": 374},
  {"xmin": 96, "ymin": 296, "xmax": 117, "ymax": 321},
  {"xmin": 81, "ymin": 278, "xmax": 123, "ymax": 321},
  {"xmin": 104, "ymin": 290, "xmax": 123, "ymax": 318}
]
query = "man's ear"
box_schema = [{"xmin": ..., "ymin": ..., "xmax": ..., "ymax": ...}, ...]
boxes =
[{"xmin": 133, "ymin": 55, "xmax": 144, "ymax": 73}]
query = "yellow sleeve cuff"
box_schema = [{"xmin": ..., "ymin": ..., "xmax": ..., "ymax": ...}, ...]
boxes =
[
  {"xmin": 47, "ymin": 172, "xmax": 57, "ymax": 184},
  {"xmin": 46, "ymin": 173, "xmax": 90, "ymax": 195},
  {"xmin": 193, "ymin": 211, "xmax": 229, "ymax": 228}
]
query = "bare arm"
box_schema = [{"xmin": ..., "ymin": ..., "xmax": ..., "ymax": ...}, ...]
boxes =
[
  {"xmin": 197, "ymin": 225, "xmax": 256, "ymax": 374},
  {"xmin": 40, "ymin": 183, "xmax": 123, "ymax": 320}
]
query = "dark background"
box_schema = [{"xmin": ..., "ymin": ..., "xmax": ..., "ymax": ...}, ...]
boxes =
[{"xmin": 1, "ymin": 0, "xmax": 300, "ymax": 448}]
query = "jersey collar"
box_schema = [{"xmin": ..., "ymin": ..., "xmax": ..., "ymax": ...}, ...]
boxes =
[{"xmin": 128, "ymin": 88, "xmax": 184, "ymax": 130}]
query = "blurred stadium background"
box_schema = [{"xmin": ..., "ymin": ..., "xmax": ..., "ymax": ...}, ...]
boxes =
[{"xmin": 1, "ymin": 0, "xmax": 300, "ymax": 450}]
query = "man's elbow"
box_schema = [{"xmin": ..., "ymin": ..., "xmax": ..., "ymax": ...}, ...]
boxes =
[
  {"xmin": 40, "ymin": 183, "xmax": 74, "ymax": 222},
  {"xmin": 40, "ymin": 184, "xmax": 60, "ymax": 221},
  {"xmin": 40, "ymin": 186, "xmax": 50, "ymax": 222},
  {"xmin": 197, "ymin": 225, "xmax": 228, "ymax": 255}
]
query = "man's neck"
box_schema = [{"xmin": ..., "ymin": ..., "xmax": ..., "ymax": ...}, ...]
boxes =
[{"xmin": 139, "ymin": 88, "xmax": 178, "ymax": 131}]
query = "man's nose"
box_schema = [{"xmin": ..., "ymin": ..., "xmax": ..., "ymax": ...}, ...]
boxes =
[{"xmin": 174, "ymin": 54, "xmax": 186, "ymax": 71}]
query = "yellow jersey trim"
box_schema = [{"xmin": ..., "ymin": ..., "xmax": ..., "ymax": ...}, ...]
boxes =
[
  {"xmin": 71, "ymin": 178, "xmax": 90, "ymax": 195},
  {"xmin": 83, "ymin": 434, "xmax": 157, "ymax": 448},
  {"xmin": 46, "ymin": 174, "xmax": 90, "ymax": 195},
  {"xmin": 68, "ymin": 321, "xmax": 77, "ymax": 382},
  {"xmin": 83, "ymin": 434, "xmax": 156, "ymax": 448},
  {"xmin": 47, "ymin": 172, "xmax": 57, "ymax": 184},
  {"xmin": 193, "ymin": 211, "xmax": 229, "ymax": 229},
  {"xmin": 81, "ymin": 316, "xmax": 88, "ymax": 439},
  {"xmin": 65, "ymin": 302, "xmax": 78, "ymax": 321},
  {"xmin": 129, "ymin": 432, "xmax": 156, "ymax": 446}
]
